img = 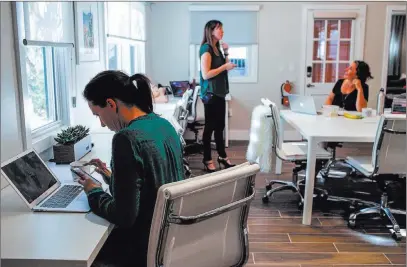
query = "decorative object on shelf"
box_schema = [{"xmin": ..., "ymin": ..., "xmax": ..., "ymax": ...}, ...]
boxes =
[
  {"xmin": 52, "ymin": 125, "xmax": 92, "ymax": 164},
  {"xmin": 74, "ymin": 2, "xmax": 100, "ymax": 63}
]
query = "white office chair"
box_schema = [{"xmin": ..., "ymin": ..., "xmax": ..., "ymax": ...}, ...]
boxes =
[
  {"xmin": 185, "ymin": 86, "xmax": 205, "ymax": 155},
  {"xmin": 344, "ymin": 114, "xmax": 406, "ymax": 240},
  {"xmin": 147, "ymin": 162, "xmax": 260, "ymax": 267},
  {"xmin": 257, "ymin": 98, "xmax": 332, "ymax": 206}
]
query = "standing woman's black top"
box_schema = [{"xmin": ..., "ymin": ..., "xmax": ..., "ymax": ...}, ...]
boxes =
[{"xmin": 331, "ymin": 79, "xmax": 369, "ymax": 111}]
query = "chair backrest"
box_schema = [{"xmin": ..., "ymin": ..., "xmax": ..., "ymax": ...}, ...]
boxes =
[
  {"xmin": 261, "ymin": 98, "xmax": 283, "ymax": 150},
  {"xmin": 372, "ymin": 114, "xmax": 406, "ymax": 175},
  {"xmin": 147, "ymin": 162, "xmax": 260, "ymax": 267},
  {"xmin": 173, "ymin": 89, "xmax": 193, "ymax": 133},
  {"xmin": 188, "ymin": 86, "xmax": 205, "ymax": 123}
]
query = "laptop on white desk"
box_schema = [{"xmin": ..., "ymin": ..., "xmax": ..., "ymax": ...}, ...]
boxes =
[
  {"xmin": 1, "ymin": 149, "xmax": 90, "ymax": 213},
  {"xmin": 288, "ymin": 94, "xmax": 320, "ymax": 115}
]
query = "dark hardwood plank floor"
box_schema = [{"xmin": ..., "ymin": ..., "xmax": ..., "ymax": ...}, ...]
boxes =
[{"xmin": 186, "ymin": 141, "xmax": 406, "ymax": 267}]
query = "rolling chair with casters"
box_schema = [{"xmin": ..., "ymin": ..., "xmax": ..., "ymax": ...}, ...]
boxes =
[
  {"xmin": 258, "ymin": 99, "xmax": 332, "ymax": 206},
  {"xmin": 184, "ymin": 86, "xmax": 205, "ymax": 155},
  {"xmin": 342, "ymin": 115, "xmax": 406, "ymax": 240}
]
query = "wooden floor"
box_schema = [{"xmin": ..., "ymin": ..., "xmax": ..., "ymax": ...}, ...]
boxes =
[{"xmin": 186, "ymin": 141, "xmax": 406, "ymax": 267}]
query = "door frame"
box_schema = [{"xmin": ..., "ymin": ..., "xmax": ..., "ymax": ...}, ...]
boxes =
[
  {"xmin": 380, "ymin": 5, "xmax": 406, "ymax": 94},
  {"xmin": 298, "ymin": 4, "xmax": 367, "ymax": 96}
]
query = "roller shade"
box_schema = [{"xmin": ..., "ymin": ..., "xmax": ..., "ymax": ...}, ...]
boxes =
[
  {"xmin": 190, "ymin": 10, "xmax": 258, "ymax": 45},
  {"xmin": 23, "ymin": 2, "xmax": 74, "ymax": 43},
  {"xmin": 314, "ymin": 11, "xmax": 358, "ymax": 19}
]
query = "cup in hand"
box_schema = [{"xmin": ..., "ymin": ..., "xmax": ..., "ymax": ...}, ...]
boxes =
[{"xmin": 70, "ymin": 161, "xmax": 93, "ymax": 182}]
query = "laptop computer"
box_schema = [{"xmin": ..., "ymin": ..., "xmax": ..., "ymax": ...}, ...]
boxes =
[
  {"xmin": 1, "ymin": 149, "xmax": 90, "ymax": 213},
  {"xmin": 169, "ymin": 81, "xmax": 190, "ymax": 97},
  {"xmin": 288, "ymin": 94, "xmax": 319, "ymax": 115}
]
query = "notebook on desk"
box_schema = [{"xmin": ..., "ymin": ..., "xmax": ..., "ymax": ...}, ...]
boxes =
[{"xmin": 1, "ymin": 149, "xmax": 90, "ymax": 213}]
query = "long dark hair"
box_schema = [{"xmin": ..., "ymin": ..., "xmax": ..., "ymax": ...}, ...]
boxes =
[
  {"xmin": 201, "ymin": 20, "xmax": 222, "ymax": 56},
  {"xmin": 83, "ymin": 71, "xmax": 153, "ymax": 113},
  {"xmin": 354, "ymin": 60, "xmax": 373, "ymax": 84}
]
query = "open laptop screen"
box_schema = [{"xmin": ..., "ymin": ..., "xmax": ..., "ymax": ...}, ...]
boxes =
[
  {"xmin": 170, "ymin": 81, "xmax": 190, "ymax": 97},
  {"xmin": 1, "ymin": 152, "xmax": 58, "ymax": 203}
]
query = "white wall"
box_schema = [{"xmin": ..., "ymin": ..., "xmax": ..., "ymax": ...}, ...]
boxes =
[
  {"xmin": 1, "ymin": 2, "xmax": 24, "ymax": 189},
  {"xmin": 149, "ymin": 1, "xmax": 405, "ymax": 134}
]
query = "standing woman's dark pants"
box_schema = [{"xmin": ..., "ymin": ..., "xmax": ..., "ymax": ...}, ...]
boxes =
[{"xmin": 203, "ymin": 95, "xmax": 227, "ymax": 161}]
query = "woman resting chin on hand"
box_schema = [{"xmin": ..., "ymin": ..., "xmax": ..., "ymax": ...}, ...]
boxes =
[{"xmin": 324, "ymin": 60, "xmax": 373, "ymax": 112}]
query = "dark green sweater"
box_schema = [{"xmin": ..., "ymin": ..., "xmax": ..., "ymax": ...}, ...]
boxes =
[{"xmin": 86, "ymin": 113, "xmax": 184, "ymax": 266}]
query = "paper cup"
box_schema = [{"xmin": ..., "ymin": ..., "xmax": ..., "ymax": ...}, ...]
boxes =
[{"xmin": 362, "ymin": 107, "xmax": 373, "ymax": 117}]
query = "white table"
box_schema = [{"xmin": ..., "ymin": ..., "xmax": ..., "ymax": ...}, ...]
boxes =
[
  {"xmin": 154, "ymin": 97, "xmax": 179, "ymax": 117},
  {"xmin": 1, "ymin": 163, "xmax": 114, "ymax": 267},
  {"xmin": 276, "ymin": 111, "xmax": 380, "ymax": 225}
]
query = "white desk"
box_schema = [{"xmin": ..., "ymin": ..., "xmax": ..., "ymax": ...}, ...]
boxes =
[
  {"xmin": 154, "ymin": 97, "xmax": 178, "ymax": 117},
  {"xmin": 276, "ymin": 111, "xmax": 380, "ymax": 225},
  {"xmin": 1, "ymin": 163, "xmax": 114, "ymax": 267}
]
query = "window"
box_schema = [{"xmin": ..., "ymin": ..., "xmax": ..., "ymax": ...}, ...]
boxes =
[
  {"xmin": 190, "ymin": 44, "xmax": 258, "ymax": 83},
  {"xmin": 189, "ymin": 5, "xmax": 260, "ymax": 83},
  {"xmin": 311, "ymin": 19, "xmax": 355, "ymax": 83},
  {"xmin": 15, "ymin": 2, "xmax": 74, "ymax": 138},
  {"xmin": 105, "ymin": 2, "xmax": 146, "ymax": 74}
]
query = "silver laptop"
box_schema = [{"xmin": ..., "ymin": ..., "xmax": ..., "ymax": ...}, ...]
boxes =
[
  {"xmin": 1, "ymin": 149, "xmax": 90, "ymax": 213},
  {"xmin": 288, "ymin": 94, "xmax": 319, "ymax": 115}
]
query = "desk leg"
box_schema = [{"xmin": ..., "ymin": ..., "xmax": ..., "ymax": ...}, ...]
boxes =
[
  {"xmin": 225, "ymin": 100, "xmax": 229, "ymax": 148},
  {"xmin": 302, "ymin": 138, "xmax": 317, "ymax": 225},
  {"xmin": 275, "ymin": 116, "xmax": 284, "ymax": 174}
]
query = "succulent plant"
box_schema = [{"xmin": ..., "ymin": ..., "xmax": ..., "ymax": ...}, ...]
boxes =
[{"xmin": 54, "ymin": 125, "xmax": 90, "ymax": 145}]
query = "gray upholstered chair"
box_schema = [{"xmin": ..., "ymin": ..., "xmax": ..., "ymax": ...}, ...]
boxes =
[{"xmin": 147, "ymin": 162, "xmax": 260, "ymax": 267}]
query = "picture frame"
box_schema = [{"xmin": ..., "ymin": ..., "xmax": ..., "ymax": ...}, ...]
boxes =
[{"xmin": 74, "ymin": 2, "xmax": 100, "ymax": 63}]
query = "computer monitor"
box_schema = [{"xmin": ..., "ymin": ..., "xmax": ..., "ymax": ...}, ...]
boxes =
[{"xmin": 169, "ymin": 81, "xmax": 190, "ymax": 97}]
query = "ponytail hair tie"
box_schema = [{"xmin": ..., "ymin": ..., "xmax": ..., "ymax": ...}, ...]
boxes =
[{"xmin": 132, "ymin": 80, "xmax": 139, "ymax": 90}]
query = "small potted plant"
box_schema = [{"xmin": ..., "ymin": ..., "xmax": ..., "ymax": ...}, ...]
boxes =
[{"xmin": 52, "ymin": 125, "xmax": 92, "ymax": 164}]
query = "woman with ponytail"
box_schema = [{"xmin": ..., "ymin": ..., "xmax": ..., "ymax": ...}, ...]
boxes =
[{"xmin": 80, "ymin": 70, "xmax": 184, "ymax": 267}]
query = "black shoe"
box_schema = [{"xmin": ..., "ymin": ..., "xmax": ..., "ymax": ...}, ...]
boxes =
[
  {"xmin": 217, "ymin": 157, "xmax": 236, "ymax": 169},
  {"xmin": 203, "ymin": 160, "xmax": 217, "ymax": 173}
]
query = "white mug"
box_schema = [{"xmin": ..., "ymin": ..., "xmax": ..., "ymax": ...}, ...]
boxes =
[{"xmin": 362, "ymin": 107, "xmax": 373, "ymax": 117}]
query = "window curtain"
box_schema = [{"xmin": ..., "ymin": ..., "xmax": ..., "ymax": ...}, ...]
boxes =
[{"xmin": 388, "ymin": 15, "xmax": 406, "ymax": 77}]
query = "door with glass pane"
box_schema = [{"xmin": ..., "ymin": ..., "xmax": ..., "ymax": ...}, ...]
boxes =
[{"xmin": 305, "ymin": 11, "xmax": 355, "ymax": 108}]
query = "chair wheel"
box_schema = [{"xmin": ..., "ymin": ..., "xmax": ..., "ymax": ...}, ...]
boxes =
[
  {"xmin": 348, "ymin": 219, "xmax": 357, "ymax": 229},
  {"xmin": 392, "ymin": 232, "xmax": 403, "ymax": 241},
  {"xmin": 265, "ymin": 185, "xmax": 272, "ymax": 191},
  {"xmin": 262, "ymin": 196, "xmax": 269, "ymax": 203}
]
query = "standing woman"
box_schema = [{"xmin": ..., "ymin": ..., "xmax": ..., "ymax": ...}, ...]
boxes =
[{"xmin": 199, "ymin": 20, "xmax": 236, "ymax": 172}]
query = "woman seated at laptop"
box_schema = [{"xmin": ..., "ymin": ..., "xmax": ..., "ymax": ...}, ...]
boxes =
[
  {"xmin": 78, "ymin": 71, "xmax": 185, "ymax": 267},
  {"xmin": 324, "ymin": 60, "xmax": 373, "ymax": 112}
]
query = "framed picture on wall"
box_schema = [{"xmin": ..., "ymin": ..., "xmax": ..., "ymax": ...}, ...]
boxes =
[{"xmin": 74, "ymin": 2, "xmax": 100, "ymax": 63}]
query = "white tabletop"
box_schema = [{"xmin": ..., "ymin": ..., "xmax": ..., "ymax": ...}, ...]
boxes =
[
  {"xmin": 280, "ymin": 110, "xmax": 380, "ymax": 143},
  {"xmin": 1, "ymin": 164, "xmax": 114, "ymax": 267},
  {"xmin": 154, "ymin": 97, "xmax": 179, "ymax": 116}
]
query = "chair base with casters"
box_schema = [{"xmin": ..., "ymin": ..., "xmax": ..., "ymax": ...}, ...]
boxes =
[
  {"xmin": 184, "ymin": 122, "xmax": 204, "ymax": 155},
  {"xmin": 261, "ymin": 142, "xmax": 332, "ymax": 205},
  {"xmin": 347, "ymin": 191, "xmax": 406, "ymax": 241}
]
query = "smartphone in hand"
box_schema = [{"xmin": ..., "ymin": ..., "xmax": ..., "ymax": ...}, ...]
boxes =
[{"xmin": 71, "ymin": 167, "xmax": 102, "ymax": 186}]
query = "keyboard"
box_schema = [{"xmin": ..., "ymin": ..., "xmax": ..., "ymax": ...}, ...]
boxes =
[{"xmin": 40, "ymin": 185, "xmax": 83, "ymax": 208}]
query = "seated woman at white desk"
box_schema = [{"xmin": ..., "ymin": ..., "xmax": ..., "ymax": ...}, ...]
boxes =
[
  {"xmin": 324, "ymin": 60, "xmax": 373, "ymax": 112},
  {"xmin": 78, "ymin": 71, "xmax": 185, "ymax": 267}
]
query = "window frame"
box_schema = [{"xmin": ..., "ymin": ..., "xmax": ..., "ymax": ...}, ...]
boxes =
[
  {"xmin": 12, "ymin": 2, "xmax": 74, "ymax": 151},
  {"xmin": 104, "ymin": 2, "xmax": 146, "ymax": 75},
  {"xmin": 189, "ymin": 44, "xmax": 258, "ymax": 83}
]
